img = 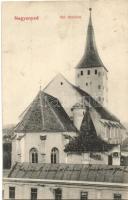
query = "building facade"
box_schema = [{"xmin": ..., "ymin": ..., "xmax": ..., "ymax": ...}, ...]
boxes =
[{"xmin": 3, "ymin": 163, "xmax": 128, "ymax": 200}]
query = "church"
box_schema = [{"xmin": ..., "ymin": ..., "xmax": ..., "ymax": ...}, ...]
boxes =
[
  {"xmin": 3, "ymin": 8, "xmax": 128, "ymax": 200},
  {"xmin": 11, "ymin": 8, "xmax": 127, "ymax": 167}
]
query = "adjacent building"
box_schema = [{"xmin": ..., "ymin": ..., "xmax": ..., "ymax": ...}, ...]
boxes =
[{"xmin": 3, "ymin": 163, "xmax": 128, "ymax": 200}]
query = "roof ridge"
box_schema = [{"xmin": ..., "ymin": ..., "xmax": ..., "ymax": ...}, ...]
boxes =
[
  {"xmin": 39, "ymin": 91, "xmax": 45, "ymax": 130},
  {"xmin": 46, "ymin": 96, "xmax": 66, "ymax": 132}
]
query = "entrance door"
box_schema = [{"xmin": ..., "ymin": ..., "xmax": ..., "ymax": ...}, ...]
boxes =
[{"xmin": 108, "ymin": 155, "xmax": 112, "ymax": 165}]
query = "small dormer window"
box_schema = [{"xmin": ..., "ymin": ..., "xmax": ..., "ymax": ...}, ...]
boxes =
[
  {"xmin": 81, "ymin": 71, "xmax": 83, "ymax": 76},
  {"xmin": 95, "ymin": 69, "xmax": 97, "ymax": 74},
  {"xmin": 87, "ymin": 70, "xmax": 90, "ymax": 75}
]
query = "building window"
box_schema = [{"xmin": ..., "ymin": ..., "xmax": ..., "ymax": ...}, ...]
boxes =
[
  {"xmin": 9, "ymin": 187, "xmax": 15, "ymax": 199},
  {"xmin": 31, "ymin": 188, "xmax": 37, "ymax": 200},
  {"xmin": 98, "ymin": 72, "xmax": 101, "ymax": 76},
  {"xmin": 87, "ymin": 70, "xmax": 90, "ymax": 75},
  {"xmin": 113, "ymin": 193, "xmax": 122, "ymax": 200},
  {"xmin": 55, "ymin": 188, "xmax": 62, "ymax": 200},
  {"xmin": 81, "ymin": 71, "xmax": 83, "ymax": 75},
  {"xmin": 80, "ymin": 191, "xmax": 88, "ymax": 200},
  {"xmin": 98, "ymin": 85, "xmax": 101, "ymax": 89},
  {"xmin": 51, "ymin": 147, "xmax": 59, "ymax": 164},
  {"xmin": 30, "ymin": 148, "xmax": 38, "ymax": 163},
  {"xmin": 98, "ymin": 97, "xmax": 101, "ymax": 101},
  {"xmin": 60, "ymin": 82, "xmax": 63, "ymax": 85},
  {"xmin": 95, "ymin": 69, "xmax": 97, "ymax": 74},
  {"xmin": 86, "ymin": 82, "xmax": 88, "ymax": 86}
]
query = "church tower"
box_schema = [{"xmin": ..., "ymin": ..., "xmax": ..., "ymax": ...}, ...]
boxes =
[{"xmin": 75, "ymin": 8, "xmax": 108, "ymax": 107}]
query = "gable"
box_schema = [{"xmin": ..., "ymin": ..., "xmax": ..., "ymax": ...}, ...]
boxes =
[{"xmin": 44, "ymin": 74, "xmax": 82, "ymax": 117}]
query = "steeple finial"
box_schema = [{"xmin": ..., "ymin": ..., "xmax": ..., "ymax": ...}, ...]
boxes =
[
  {"xmin": 39, "ymin": 79, "xmax": 42, "ymax": 91},
  {"xmin": 89, "ymin": 8, "xmax": 92, "ymax": 12}
]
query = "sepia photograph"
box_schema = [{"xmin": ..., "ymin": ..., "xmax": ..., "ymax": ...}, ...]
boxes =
[{"xmin": 2, "ymin": 0, "xmax": 128, "ymax": 199}]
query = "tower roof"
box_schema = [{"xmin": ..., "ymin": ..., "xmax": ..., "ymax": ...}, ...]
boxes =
[
  {"xmin": 80, "ymin": 107, "xmax": 97, "ymax": 137},
  {"xmin": 14, "ymin": 91, "xmax": 77, "ymax": 133},
  {"xmin": 77, "ymin": 9, "xmax": 108, "ymax": 71}
]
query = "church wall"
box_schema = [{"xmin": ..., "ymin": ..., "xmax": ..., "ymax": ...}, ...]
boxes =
[
  {"xmin": 44, "ymin": 74, "xmax": 82, "ymax": 117},
  {"xmin": 66, "ymin": 153, "xmax": 82, "ymax": 164},
  {"xmin": 66, "ymin": 148, "xmax": 121, "ymax": 166},
  {"xmin": 66, "ymin": 152, "xmax": 108, "ymax": 165},
  {"xmin": 72, "ymin": 107, "xmax": 86, "ymax": 130},
  {"xmin": 108, "ymin": 145, "xmax": 121, "ymax": 165},
  {"xmin": 82, "ymin": 153, "xmax": 108, "ymax": 165},
  {"xmin": 12, "ymin": 131, "xmax": 77, "ymax": 164},
  {"xmin": 43, "ymin": 132, "xmax": 67, "ymax": 163}
]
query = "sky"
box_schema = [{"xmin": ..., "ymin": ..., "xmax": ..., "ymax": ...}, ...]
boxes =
[{"xmin": 2, "ymin": 0, "xmax": 128, "ymax": 125}]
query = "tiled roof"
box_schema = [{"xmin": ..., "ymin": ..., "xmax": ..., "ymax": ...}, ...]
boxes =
[
  {"xmin": 7, "ymin": 162, "xmax": 128, "ymax": 183},
  {"xmin": 14, "ymin": 92, "xmax": 77, "ymax": 133},
  {"xmin": 76, "ymin": 10, "xmax": 107, "ymax": 71},
  {"xmin": 65, "ymin": 109, "xmax": 116, "ymax": 153}
]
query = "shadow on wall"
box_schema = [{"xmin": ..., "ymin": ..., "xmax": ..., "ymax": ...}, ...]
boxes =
[{"xmin": 3, "ymin": 143, "xmax": 12, "ymax": 169}]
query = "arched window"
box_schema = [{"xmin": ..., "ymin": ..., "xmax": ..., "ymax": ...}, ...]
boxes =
[
  {"xmin": 51, "ymin": 148, "xmax": 59, "ymax": 164},
  {"xmin": 30, "ymin": 148, "xmax": 38, "ymax": 163}
]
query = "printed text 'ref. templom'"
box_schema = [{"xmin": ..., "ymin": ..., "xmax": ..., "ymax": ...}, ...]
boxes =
[{"xmin": 14, "ymin": 16, "xmax": 39, "ymax": 22}]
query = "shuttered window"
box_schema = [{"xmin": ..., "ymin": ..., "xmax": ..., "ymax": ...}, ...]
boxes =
[
  {"xmin": 31, "ymin": 188, "xmax": 37, "ymax": 200},
  {"xmin": 9, "ymin": 187, "xmax": 15, "ymax": 199}
]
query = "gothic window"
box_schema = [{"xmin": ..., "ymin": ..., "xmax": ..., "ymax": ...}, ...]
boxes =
[
  {"xmin": 95, "ymin": 69, "xmax": 97, "ymax": 74},
  {"xmin": 81, "ymin": 71, "xmax": 83, "ymax": 75},
  {"xmin": 87, "ymin": 70, "xmax": 90, "ymax": 75},
  {"xmin": 31, "ymin": 188, "xmax": 37, "ymax": 200},
  {"xmin": 55, "ymin": 188, "xmax": 62, "ymax": 200},
  {"xmin": 51, "ymin": 147, "xmax": 59, "ymax": 164},
  {"xmin": 30, "ymin": 148, "xmax": 38, "ymax": 163},
  {"xmin": 80, "ymin": 191, "xmax": 88, "ymax": 200}
]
